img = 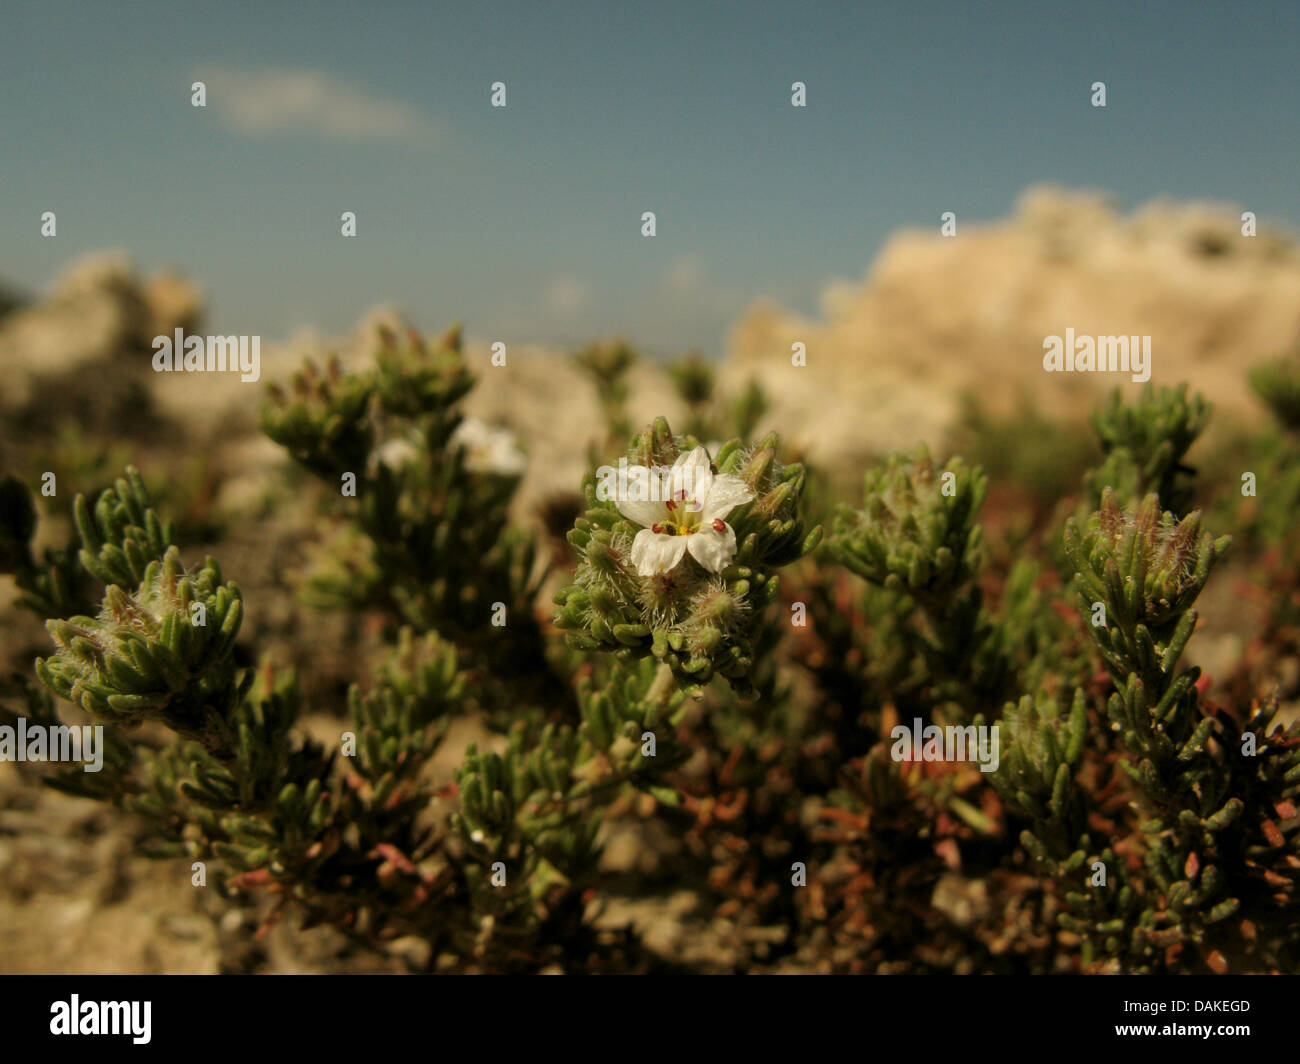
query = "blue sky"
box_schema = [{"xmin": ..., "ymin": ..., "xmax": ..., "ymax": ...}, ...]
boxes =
[{"xmin": 2, "ymin": 1, "xmax": 1296, "ymax": 355}]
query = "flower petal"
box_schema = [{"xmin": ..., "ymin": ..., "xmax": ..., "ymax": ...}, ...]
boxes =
[
  {"xmin": 672, "ymin": 445, "xmax": 712, "ymax": 473},
  {"xmin": 616, "ymin": 496, "xmax": 668, "ymax": 528},
  {"xmin": 631, "ymin": 529, "xmax": 688, "ymax": 576},
  {"xmin": 668, "ymin": 446, "xmax": 713, "ymax": 512},
  {"xmin": 699, "ymin": 474, "xmax": 754, "ymax": 523},
  {"xmin": 613, "ymin": 464, "xmax": 669, "ymax": 527},
  {"xmin": 685, "ymin": 524, "xmax": 737, "ymax": 573}
]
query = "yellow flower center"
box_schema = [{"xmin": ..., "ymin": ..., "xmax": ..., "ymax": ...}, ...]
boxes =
[{"xmin": 653, "ymin": 496, "xmax": 726, "ymax": 538}]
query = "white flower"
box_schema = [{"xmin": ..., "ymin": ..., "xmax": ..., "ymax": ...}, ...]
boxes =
[
  {"xmin": 615, "ymin": 446, "xmax": 754, "ymax": 576},
  {"xmin": 374, "ymin": 436, "xmax": 420, "ymax": 471},
  {"xmin": 450, "ymin": 417, "xmax": 527, "ymax": 477}
]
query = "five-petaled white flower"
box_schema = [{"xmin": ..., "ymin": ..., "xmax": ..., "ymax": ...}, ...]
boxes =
[{"xmin": 615, "ymin": 446, "xmax": 754, "ymax": 576}]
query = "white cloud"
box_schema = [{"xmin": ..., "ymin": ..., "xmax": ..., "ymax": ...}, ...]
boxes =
[
  {"xmin": 663, "ymin": 254, "xmax": 704, "ymax": 294},
  {"xmin": 198, "ymin": 66, "xmax": 437, "ymax": 143},
  {"xmin": 661, "ymin": 254, "xmax": 746, "ymax": 317},
  {"xmin": 546, "ymin": 276, "xmax": 589, "ymax": 315}
]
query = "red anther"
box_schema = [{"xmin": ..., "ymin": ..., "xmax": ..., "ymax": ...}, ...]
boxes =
[
  {"xmin": 652, "ymin": 523, "xmax": 663, "ymax": 534},
  {"xmin": 665, "ymin": 499, "xmax": 676, "ymax": 511},
  {"xmin": 713, "ymin": 518, "xmax": 726, "ymax": 532}
]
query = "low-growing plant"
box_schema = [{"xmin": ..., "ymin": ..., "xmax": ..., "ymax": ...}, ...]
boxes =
[{"xmin": 3, "ymin": 328, "xmax": 1298, "ymax": 973}]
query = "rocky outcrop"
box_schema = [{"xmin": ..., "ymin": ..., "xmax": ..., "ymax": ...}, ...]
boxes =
[
  {"xmin": 720, "ymin": 186, "xmax": 1300, "ymax": 466},
  {"xmin": 0, "ymin": 254, "xmax": 203, "ymax": 437}
]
